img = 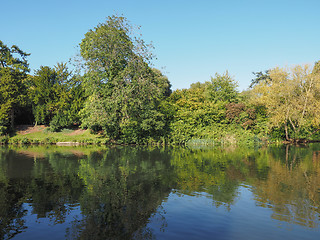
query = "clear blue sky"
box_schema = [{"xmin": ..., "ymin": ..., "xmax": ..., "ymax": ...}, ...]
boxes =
[{"xmin": 1, "ymin": 0, "xmax": 319, "ymax": 90}]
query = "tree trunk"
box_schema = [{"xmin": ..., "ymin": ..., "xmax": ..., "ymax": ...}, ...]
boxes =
[
  {"xmin": 10, "ymin": 108, "xmax": 14, "ymax": 130},
  {"xmin": 285, "ymin": 124, "xmax": 289, "ymax": 141},
  {"xmin": 288, "ymin": 117, "xmax": 296, "ymax": 139}
]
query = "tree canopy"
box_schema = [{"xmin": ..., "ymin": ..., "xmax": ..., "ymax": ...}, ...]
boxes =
[
  {"xmin": 250, "ymin": 64, "xmax": 320, "ymax": 141},
  {"xmin": 28, "ymin": 63, "xmax": 85, "ymax": 130},
  {"xmin": 79, "ymin": 15, "xmax": 171, "ymax": 143},
  {"xmin": 0, "ymin": 41, "xmax": 30, "ymax": 133}
]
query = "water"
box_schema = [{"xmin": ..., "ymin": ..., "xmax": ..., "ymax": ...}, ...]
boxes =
[{"xmin": 0, "ymin": 144, "xmax": 320, "ymax": 239}]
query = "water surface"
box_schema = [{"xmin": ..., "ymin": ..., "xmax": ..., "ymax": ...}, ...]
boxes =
[{"xmin": 0, "ymin": 144, "xmax": 320, "ymax": 239}]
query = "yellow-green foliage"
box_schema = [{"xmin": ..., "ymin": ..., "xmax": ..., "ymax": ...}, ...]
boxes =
[{"xmin": 250, "ymin": 63, "xmax": 320, "ymax": 140}]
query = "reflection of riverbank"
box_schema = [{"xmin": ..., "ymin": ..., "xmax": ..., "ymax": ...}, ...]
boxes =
[
  {"xmin": 0, "ymin": 145, "xmax": 320, "ymax": 239},
  {"xmin": 170, "ymin": 144, "xmax": 320, "ymax": 229},
  {"xmin": 0, "ymin": 147, "xmax": 174, "ymax": 239},
  {"xmin": 148, "ymin": 186, "xmax": 320, "ymax": 240},
  {"xmin": 252, "ymin": 157, "xmax": 320, "ymax": 228},
  {"xmin": 0, "ymin": 145, "xmax": 108, "ymax": 159}
]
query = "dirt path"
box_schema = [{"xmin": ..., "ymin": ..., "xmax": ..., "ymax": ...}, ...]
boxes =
[
  {"xmin": 15, "ymin": 125, "xmax": 86, "ymax": 135},
  {"xmin": 15, "ymin": 125, "xmax": 47, "ymax": 135}
]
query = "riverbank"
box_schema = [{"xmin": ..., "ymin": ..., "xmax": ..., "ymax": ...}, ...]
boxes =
[
  {"xmin": 0, "ymin": 125, "xmax": 259, "ymax": 146},
  {"xmin": 0, "ymin": 125, "xmax": 106, "ymax": 145},
  {"xmin": 1, "ymin": 125, "xmax": 317, "ymax": 147}
]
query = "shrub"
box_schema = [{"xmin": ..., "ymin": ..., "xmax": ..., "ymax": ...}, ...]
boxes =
[
  {"xmin": 44, "ymin": 137, "xmax": 55, "ymax": 144},
  {"xmin": 50, "ymin": 112, "xmax": 73, "ymax": 132},
  {"xmin": 9, "ymin": 138, "xmax": 20, "ymax": 145},
  {"xmin": 20, "ymin": 137, "xmax": 30, "ymax": 144},
  {"xmin": 0, "ymin": 125, "xmax": 8, "ymax": 136},
  {"xmin": 31, "ymin": 139, "xmax": 40, "ymax": 144},
  {"xmin": 0, "ymin": 135, "xmax": 9, "ymax": 144}
]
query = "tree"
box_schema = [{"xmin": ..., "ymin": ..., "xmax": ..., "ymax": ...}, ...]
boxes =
[
  {"xmin": 28, "ymin": 66, "xmax": 58, "ymax": 125},
  {"xmin": 28, "ymin": 63, "xmax": 85, "ymax": 130},
  {"xmin": 312, "ymin": 61, "xmax": 320, "ymax": 75},
  {"xmin": 49, "ymin": 63, "xmax": 85, "ymax": 130},
  {"xmin": 250, "ymin": 64, "xmax": 320, "ymax": 141},
  {"xmin": 249, "ymin": 70, "xmax": 270, "ymax": 88},
  {"xmin": 0, "ymin": 41, "xmax": 29, "ymax": 134},
  {"xmin": 207, "ymin": 72, "xmax": 239, "ymax": 103},
  {"xmin": 167, "ymin": 73, "xmax": 242, "ymax": 144},
  {"xmin": 0, "ymin": 41, "xmax": 29, "ymax": 72},
  {"xmin": 79, "ymin": 15, "xmax": 171, "ymax": 143}
]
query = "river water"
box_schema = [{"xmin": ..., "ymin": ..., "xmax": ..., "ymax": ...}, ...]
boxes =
[{"xmin": 0, "ymin": 144, "xmax": 320, "ymax": 239}]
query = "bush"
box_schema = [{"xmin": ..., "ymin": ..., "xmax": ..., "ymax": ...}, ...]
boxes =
[
  {"xmin": 0, "ymin": 125, "xmax": 8, "ymax": 136},
  {"xmin": 50, "ymin": 112, "xmax": 73, "ymax": 132},
  {"xmin": 9, "ymin": 138, "xmax": 20, "ymax": 145},
  {"xmin": 31, "ymin": 139, "xmax": 40, "ymax": 144},
  {"xmin": 43, "ymin": 127, "xmax": 53, "ymax": 133},
  {"xmin": 20, "ymin": 137, "xmax": 30, "ymax": 144},
  {"xmin": 0, "ymin": 135, "xmax": 9, "ymax": 144},
  {"xmin": 44, "ymin": 137, "xmax": 55, "ymax": 144}
]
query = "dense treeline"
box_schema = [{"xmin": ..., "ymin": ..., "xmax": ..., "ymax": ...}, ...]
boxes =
[{"xmin": 1, "ymin": 15, "xmax": 320, "ymax": 145}]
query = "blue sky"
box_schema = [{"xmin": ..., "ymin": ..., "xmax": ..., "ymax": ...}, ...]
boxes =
[{"xmin": 1, "ymin": 0, "xmax": 319, "ymax": 90}]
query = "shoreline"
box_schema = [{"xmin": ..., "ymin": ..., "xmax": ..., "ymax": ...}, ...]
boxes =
[{"xmin": 1, "ymin": 125, "xmax": 320, "ymax": 147}]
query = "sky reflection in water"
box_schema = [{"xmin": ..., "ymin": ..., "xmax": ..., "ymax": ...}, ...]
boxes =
[{"xmin": 0, "ymin": 145, "xmax": 320, "ymax": 239}]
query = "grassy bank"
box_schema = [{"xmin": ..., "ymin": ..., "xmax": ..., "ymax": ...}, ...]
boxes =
[
  {"xmin": 0, "ymin": 125, "xmax": 269, "ymax": 147},
  {"xmin": 0, "ymin": 125, "xmax": 107, "ymax": 145}
]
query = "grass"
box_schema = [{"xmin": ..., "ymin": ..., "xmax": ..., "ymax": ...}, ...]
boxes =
[
  {"xmin": 8, "ymin": 127, "xmax": 106, "ymax": 145},
  {"xmin": 4, "ymin": 144, "xmax": 109, "ymax": 157}
]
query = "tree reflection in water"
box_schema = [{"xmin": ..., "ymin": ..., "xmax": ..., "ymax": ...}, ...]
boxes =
[{"xmin": 0, "ymin": 144, "xmax": 320, "ymax": 239}]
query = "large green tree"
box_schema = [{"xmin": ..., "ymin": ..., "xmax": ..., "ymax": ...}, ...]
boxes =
[
  {"xmin": 0, "ymin": 41, "xmax": 29, "ymax": 134},
  {"xmin": 79, "ymin": 15, "xmax": 171, "ymax": 143}
]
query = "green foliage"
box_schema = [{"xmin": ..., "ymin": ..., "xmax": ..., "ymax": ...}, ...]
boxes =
[
  {"xmin": 0, "ymin": 135, "xmax": 9, "ymax": 144},
  {"xmin": 166, "ymin": 73, "xmax": 257, "ymax": 145},
  {"xmin": 250, "ymin": 70, "xmax": 270, "ymax": 88},
  {"xmin": 9, "ymin": 127, "xmax": 103, "ymax": 145},
  {"xmin": 79, "ymin": 15, "xmax": 171, "ymax": 143},
  {"xmin": 0, "ymin": 40, "xmax": 29, "ymax": 71},
  {"xmin": 28, "ymin": 66, "xmax": 57, "ymax": 124},
  {"xmin": 28, "ymin": 63, "xmax": 85, "ymax": 130},
  {"xmin": 0, "ymin": 41, "xmax": 29, "ymax": 133},
  {"xmin": 50, "ymin": 112, "xmax": 73, "ymax": 132},
  {"xmin": 207, "ymin": 72, "xmax": 239, "ymax": 103},
  {"xmin": 0, "ymin": 121, "xmax": 7, "ymax": 136}
]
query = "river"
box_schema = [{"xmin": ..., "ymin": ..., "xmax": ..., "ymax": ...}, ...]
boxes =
[{"xmin": 0, "ymin": 144, "xmax": 320, "ymax": 239}]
